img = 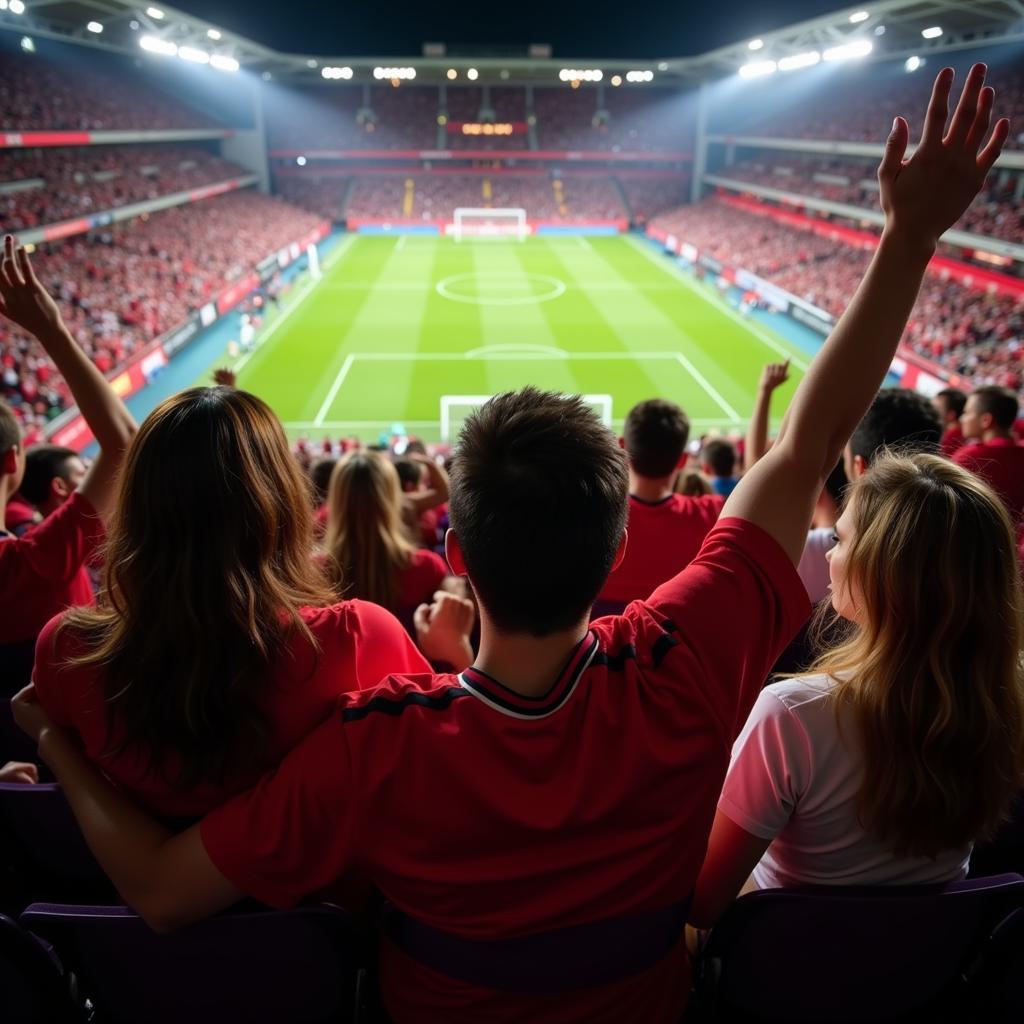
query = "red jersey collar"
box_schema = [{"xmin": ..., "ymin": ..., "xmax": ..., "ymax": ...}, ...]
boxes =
[{"xmin": 459, "ymin": 632, "xmax": 600, "ymax": 719}]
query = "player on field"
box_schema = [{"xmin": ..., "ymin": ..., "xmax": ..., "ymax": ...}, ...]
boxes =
[{"xmin": 14, "ymin": 66, "xmax": 1009, "ymax": 1022}]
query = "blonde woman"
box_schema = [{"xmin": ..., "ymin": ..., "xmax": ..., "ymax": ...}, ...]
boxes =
[{"xmin": 691, "ymin": 453, "xmax": 1024, "ymax": 926}]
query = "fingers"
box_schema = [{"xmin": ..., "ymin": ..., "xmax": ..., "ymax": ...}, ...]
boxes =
[
  {"xmin": 413, "ymin": 603, "xmax": 432, "ymax": 632},
  {"xmin": 977, "ymin": 117, "xmax": 1010, "ymax": 176},
  {"xmin": 16, "ymin": 244, "xmax": 39, "ymax": 286},
  {"xmin": 1, "ymin": 235, "xmax": 27, "ymax": 291},
  {"xmin": 945, "ymin": 63, "xmax": 987, "ymax": 147},
  {"xmin": 878, "ymin": 117, "xmax": 909, "ymax": 183},
  {"xmin": 918, "ymin": 68, "xmax": 954, "ymax": 151}
]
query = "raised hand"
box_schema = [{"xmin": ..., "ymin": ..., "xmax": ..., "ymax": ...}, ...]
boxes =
[
  {"xmin": 0, "ymin": 235, "xmax": 65, "ymax": 339},
  {"xmin": 414, "ymin": 590, "xmax": 476, "ymax": 670},
  {"xmin": 212, "ymin": 367, "xmax": 237, "ymax": 387},
  {"xmin": 758, "ymin": 361, "xmax": 790, "ymax": 393},
  {"xmin": 878, "ymin": 64, "xmax": 1009, "ymax": 246}
]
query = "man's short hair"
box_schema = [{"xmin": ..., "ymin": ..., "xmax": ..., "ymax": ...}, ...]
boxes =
[
  {"xmin": 0, "ymin": 401, "xmax": 22, "ymax": 459},
  {"xmin": 701, "ymin": 438, "xmax": 737, "ymax": 478},
  {"xmin": 935, "ymin": 388, "xmax": 966, "ymax": 419},
  {"xmin": 849, "ymin": 389, "xmax": 942, "ymax": 465},
  {"xmin": 309, "ymin": 457, "xmax": 337, "ymax": 503},
  {"xmin": 393, "ymin": 457, "xmax": 422, "ymax": 490},
  {"xmin": 623, "ymin": 399, "xmax": 690, "ymax": 479},
  {"xmin": 19, "ymin": 445, "xmax": 79, "ymax": 505},
  {"xmin": 972, "ymin": 385, "xmax": 1019, "ymax": 430},
  {"xmin": 449, "ymin": 388, "xmax": 628, "ymax": 636}
]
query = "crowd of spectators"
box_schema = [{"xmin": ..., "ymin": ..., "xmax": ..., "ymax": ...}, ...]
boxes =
[
  {"xmin": 272, "ymin": 175, "xmax": 350, "ymax": 221},
  {"xmin": 1, "ymin": 190, "xmax": 323, "ymax": 431},
  {"xmin": 718, "ymin": 156, "xmax": 1023, "ymax": 244},
  {"xmin": 619, "ymin": 175, "xmax": 690, "ymax": 223},
  {"xmin": 0, "ymin": 51, "xmax": 219, "ymax": 132},
  {"xmin": 650, "ymin": 198, "xmax": 1024, "ymax": 397},
  {"xmin": 0, "ymin": 145, "xmax": 246, "ymax": 232},
  {"xmin": 444, "ymin": 87, "xmax": 529, "ymax": 151}
]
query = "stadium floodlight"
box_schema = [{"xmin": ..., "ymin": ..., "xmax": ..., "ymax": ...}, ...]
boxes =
[
  {"xmin": 146, "ymin": 6, "xmax": 165, "ymax": 19},
  {"xmin": 921, "ymin": 26, "xmax": 943, "ymax": 39},
  {"xmin": 823, "ymin": 40, "xmax": 873, "ymax": 62},
  {"xmin": 306, "ymin": 58, "xmax": 317, "ymax": 68},
  {"xmin": 140, "ymin": 35, "xmax": 177, "ymax": 56},
  {"xmin": 657, "ymin": 62, "xmax": 668, "ymax": 71},
  {"xmin": 296, "ymin": 156, "xmax": 307, "ymax": 166},
  {"xmin": 87, "ymin": 21, "xmax": 104, "ymax": 33},
  {"xmin": 748, "ymin": 38, "xmax": 763, "ymax": 51},
  {"xmin": 178, "ymin": 46, "xmax": 210, "ymax": 64},
  {"xmin": 849, "ymin": 10, "xmax": 869, "ymax": 23},
  {"xmin": 626, "ymin": 70, "xmax": 654, "ymax": 82},
  {"xmin": 0, "ymin": 3, "xmax": 8, "ymax": 11},
  {"xmin": 373, "ymin": 66, "xmax": 415, "ymax": 80},
  {"xmin": 20, "ymin": 35, "xmax": 33, "ymax": 52},
  {"xmin": 210, "ymin": 54, "xmax": 239, "ymax": 72},
  {"xmin": 9, "ymin": 0, "xmax": 25, "ymax": 12},
  {"xmin": 874, "ymin": 24, "xmax": 886, "ymax": 35},
  {"xmin": 467, "ymin": 67, "xmax": 478, "ymax": 80},
  {"xmin": 778, "ymin": 50, "xmax": 821, "ymax": 71},
  {"xmin": 447, "ymin": 68, "xmax": 457, "ymax": 79},
  {"xmin": 905, "ymin": 55, "xmax": 922, "ymax": 72},
  {"xmin": 739, "ymin": 59, "xmax": 776, "ymax": 79},
  {"xmin": 207, "ymin": 28, "xmax": 221, "ymax": 40},
  {"xmin": 610, "ymin": 74, "xmax": 622, "ymax": 86},
  {"xmin": 129, "ymin": 19, "xmax": 140, "ymax": 29},
  {"xmin": 559, "ymin": 68, "xmax": 602, "ymax": 82}
]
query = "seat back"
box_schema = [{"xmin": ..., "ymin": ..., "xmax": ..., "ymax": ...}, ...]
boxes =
[
  {"xmin": 21, "ymin": 902, "xmax": 360, "ymax": 1024},
  {"xmin": 700, "ymin": 873, "xmax": 1024, "ymax": 1021},
  {"xmin": 0, "ymin": 913, "xmax": 81, "ymax": 1023},
  {"xmin": 0, "ymin": 783, "xmax": 105, "ymax": 884}
]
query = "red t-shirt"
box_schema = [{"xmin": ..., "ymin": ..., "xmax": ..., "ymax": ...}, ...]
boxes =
[
  {"xmin": 598, "ymin": 493, "xmax": 724, "ymax": 604},
  {"xmin": 201, "ymin": 518, "xmax": 810, "ymax": 1022},
  {"xmin": 4, "ymin": 496, "xmax": 39, "ymax": 536},
  {"xmin": 33, "ymin": 600, "xmax": 430, "ymax": 818},
  {"xmin": 397, "ymin": 549, "xmax": 448, "ymax": 610},
  {"xmin": 0, "ymin": 490, "xmax": 101, "ymax": 646},
  {"xmin": 953, "ymin": 438, "xmax": 1024, "ymax": 522},
  {"xmin": 940, "ymin": 424, "xmax": 965, "ymax": 458}
]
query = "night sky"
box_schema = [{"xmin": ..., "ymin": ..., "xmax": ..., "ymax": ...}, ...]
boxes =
[{"xmin": 171, "ymin": 0, "xmax": 851, "ymax": 59}]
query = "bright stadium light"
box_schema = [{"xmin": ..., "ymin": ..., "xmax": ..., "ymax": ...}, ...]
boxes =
[
  {"xmin": 178, "ymin": 46, "xmax": 210, "ymax": 64},
  {"xmin": 87, "ymin": 21, "xmax": 104, "ymax": 33},
  {"xmin": 657, "ymin": 62, "xmax": 668, "ymax": 71},
  {"xmin": 467, "ymin": 67, "xmax": 478, "ymax": 80},
  {"xmin": 611, "ymin": 74, "xmax": 622, "ymax": 86},
  {"xmin": 748, "ymin": 38, "xmax": 763, "ymax": 50},
  {"xmin": 823, "ymin": 40, "xmax": 873, "ymax": 61},
  {"xmin": 20, "ymin": 35, "xmax": 33, "ymax": 52},
  {"xmin": 374, "ymin": 66, "xmax": 415, "ymax": 80},
  {"xmin": 296, "ymin": 156, "xmax": 307, "ymax": 166},
  {"xmin": 9, "ymin": 0, "xmax": 25, "ymax": 12},
  {"xmin": 849, "ymin": 10, "xmax": 870, "ymax": 23},
  {"xmin": 140, "ymin": 35, "xmax": 177, "ymax": 56},
  {"xmin": 207, "ymin": 28, "xmax": 221, "ymax": 40},
  {"xmin": 921, "ymin": 26, "xmax": 943, "ymax": 39},
  {"xmin": 146, "ymin": 6, "xmax": 165, "ymax": 19},
  {"xmin": 905, "ymin": 55, "xmax": 922, "ymax": 72},
  {"xmin": 778, "ymin": 50, "xmax": 821, "ymax": 71},
  {"xmin": 340, "ymin": 66, "xmax": 352, "ymax": 79},
  {"xmin": 626, "ymin": 70, "xmax": 654, "ymax": 82},
  {"xmin": 447, "ymin": 68, "xmax": 457, "ymax": 79},
  {"xmin": 739, "ymin": 59, "xmax": 777, "ymax": 78},
  {"xmin": 306, "ymin": 58, "xmax": 317, "ymax": 68},
  {"xmin": 0, "ymin": 3, "xmax": 8, "ymax": 11},
  {"xmin": 210, "ymin": 54, "xmax": 239, "ymax": 72}
]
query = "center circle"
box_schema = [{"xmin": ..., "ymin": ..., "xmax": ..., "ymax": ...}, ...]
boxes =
[{"xmin": 435, "ymin": 272, "xmax": 567, "ymax": 306}]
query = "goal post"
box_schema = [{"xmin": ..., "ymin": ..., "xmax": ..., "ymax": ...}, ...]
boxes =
[
  {"xmin": 440, "ymin": 393, "xmax": 613, "ymax": 442},
  {"xmin": 450, "ymin": 207, "xmax": 529, "ymax": 242}
]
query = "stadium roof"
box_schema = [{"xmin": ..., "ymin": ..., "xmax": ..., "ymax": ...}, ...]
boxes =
[{"xmin": 1, "ymin": 0, "xmax": 1022, "ymax": 84}]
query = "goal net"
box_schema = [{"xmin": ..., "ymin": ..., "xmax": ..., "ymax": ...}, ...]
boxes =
[
  {"xmin": 450, "ymin": 207, "xmax": 528, "ymax": 242},
  {"xmin": 440, "ymin": 393, "xmax": 613, "ymax": 443}
]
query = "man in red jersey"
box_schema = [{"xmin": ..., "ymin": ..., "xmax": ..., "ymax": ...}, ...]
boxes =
[
  {"xmin": 0, "ymin": 236, "xmax": 135, "ymax": 691},
  {"xmin": 954, "ymin": 384, "xmax": 1024, "ymax": 523},
  {"xmin": 933, "ymin": 387, "xmax": 967, "ymax": 456},
  {"xmin": 14, "ymin": 67, "xmax": 1008, "ymax": 1024},
  {"xmin": 598, "ymin": 398, "xmax": 722, "ymax": 608}
]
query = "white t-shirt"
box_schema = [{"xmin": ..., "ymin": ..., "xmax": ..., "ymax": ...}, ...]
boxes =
[
  {"xmin": 718, "ymin": 675, "xmax": 971, "ymax": 890},
  {"xmin": 797, "ymin": 527, "xmax": 835, "ymax": 605}
]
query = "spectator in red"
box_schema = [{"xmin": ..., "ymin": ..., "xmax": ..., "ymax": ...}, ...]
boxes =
[
  {"xmin": 12, "ymin": 66, "xmax": 1008, "ymax": 1022},
  {"xmin": 933, "ymin": 387, "xmax": 968, "ymax": 456},
  {"xmin": 598, "ymin": 398, "xmax": 721, "ymax": 607},
  {"xmin": 0, "ymin": 235, "xmax": 135, "ymax": 693},
  {"xmin": 322, "ymin": 452, "xmax": 462, "ymax": 645},
  {"xmin": 17, "ymin": 445, "xmax": 86, "ymax": 520},
  {"xmin": 954, "ymin": 384, "xmax": 1024, "ymax": 524},
  {"xmin": 395, "ymin": 452, "xmax": 450, "ymax": 548},
  {"xmin": 30, "ymin": 386, "xmax": 435, "ymax": 819}
]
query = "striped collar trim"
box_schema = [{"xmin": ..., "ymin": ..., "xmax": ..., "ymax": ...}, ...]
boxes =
[{"xmin": 459, "ymin": 632, "xmax": 600, "ymax": 720}]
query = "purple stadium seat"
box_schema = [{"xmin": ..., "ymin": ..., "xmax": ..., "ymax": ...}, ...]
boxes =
[
  {"xmin": 19, "ymin": 902, "xmax": 363, "ymax": 1024},
  {"xmin": 0, "ymin": 912, "xmax": 81, "ymax": 1023},
  {"xmin": 695, "ymin": 873, "xmax": 1024, "ymax": 1021}
]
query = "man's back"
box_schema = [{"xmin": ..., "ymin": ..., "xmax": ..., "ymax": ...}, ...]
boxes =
[
  {"xmin": 599, "ymin": 493, "xmax": 723, "ymax": 604},
  {"xmin": 953, "ymin": 438, "xmax": 1024, "ymax": 520}
]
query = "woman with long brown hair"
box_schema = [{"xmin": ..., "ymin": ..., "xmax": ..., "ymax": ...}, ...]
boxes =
[
  {"xmin": 32, "ymin": 386, "xmax": 431, "ymax": 817},
  {"xmin": 691, "ymin": 452, "xmax": 1024, "ymax": 926}
]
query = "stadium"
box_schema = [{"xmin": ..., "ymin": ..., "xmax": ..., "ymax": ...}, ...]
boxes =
[{"xmin": 1, "ymin": 0, "xmax": 1023, "ymax": 1020}]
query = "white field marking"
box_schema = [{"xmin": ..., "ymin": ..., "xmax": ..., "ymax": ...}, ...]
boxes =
[
  {"xmin": 623, "ymin": 234, "xmax": 811, "ymax": 372},
  {"xmin": 313, "ymin": 354, "xmax": 355, "ymax": 425},
  {"xmin": 288, "ymin": 416, "xmax": 748, "ymax": 430},
  {"xmin": 338, "ymin": 350, "xmax": 690, "ymax": 362},
  {"xmin": 673, "ymin": 353, "xmax": 741, "ymax": 421},
  {"xmin": 234, "ymin": 234, "xmax": 360, "ymax": 373},
  {"xmin": 464, "ymin": 343, "xmax": 569, "ymax": 358},
  {"xmin": 322, "ymin": 281, "xmax": 683, "ymax": 292},
  {"xmin": 578, "ymin": 236, "xmax": 594, "ymax": 252},
  {"xmin": 396, "ymin": 235, "xmax": 407, "ymax": 251}
]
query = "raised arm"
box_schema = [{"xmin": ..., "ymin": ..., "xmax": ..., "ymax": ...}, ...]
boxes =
[
  {"xmin": 12, "ymin": 685, "xmax": 240, "ymax": 932},
  {"xmin": 744, "ymin": 361, "xmax": 790, "ymax": 471},
  {"xmin": 723, "ymin": 64, "xmax": 1007, "ymax": 564},
  {"xmin": 404, "ymin": 452, "xmax": 450, "ymax": 516},
  {"xmin": 0, "ymin": 236, "xmax": 136, "ymax": 518}
]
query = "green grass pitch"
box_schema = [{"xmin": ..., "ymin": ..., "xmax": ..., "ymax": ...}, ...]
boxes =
[{"xmin": 211, "ymin": 234, "xmax": 810, "ymax": 444}]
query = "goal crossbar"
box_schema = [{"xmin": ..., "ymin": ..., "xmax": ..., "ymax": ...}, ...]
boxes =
[{"xmin": 451, "ymin": 207, "xmax": 528, "ymax": 242}]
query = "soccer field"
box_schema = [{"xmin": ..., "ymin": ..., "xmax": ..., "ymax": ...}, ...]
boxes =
[{"xmin": 221, "ymin": 233, "xmax": 810, "ymax": 443}]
